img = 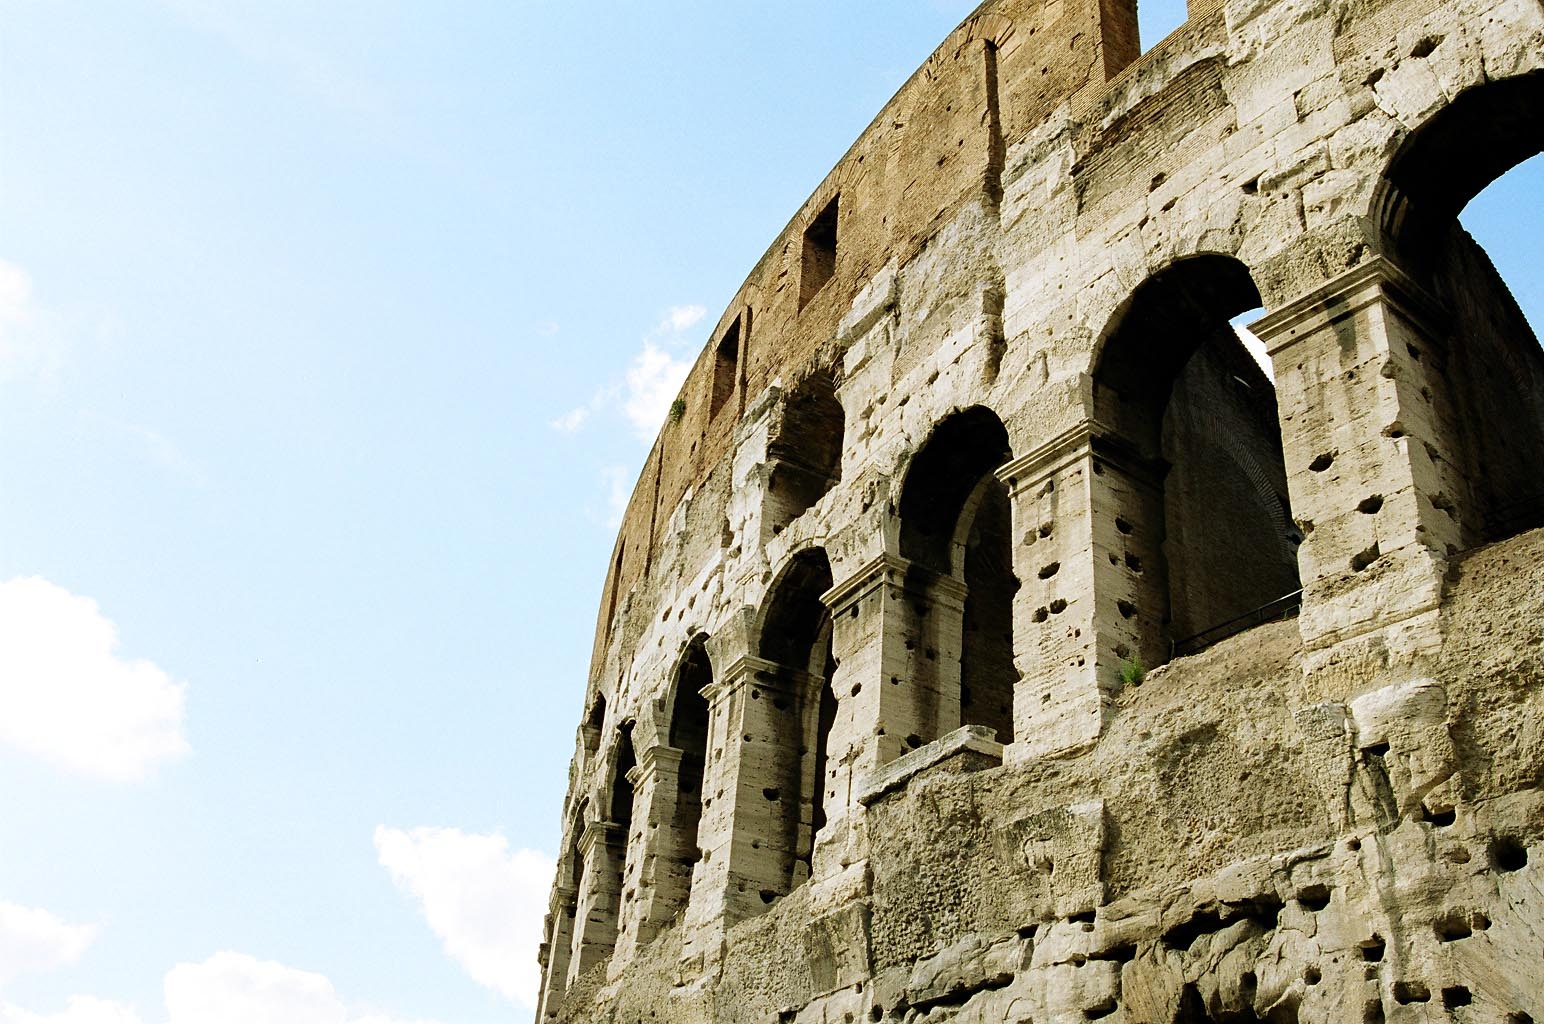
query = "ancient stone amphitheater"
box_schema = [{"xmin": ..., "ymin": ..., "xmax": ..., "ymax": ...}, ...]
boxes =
[{"xmin": 534, "ymin": 0, "xmax": 1544, "ymax": 1018}]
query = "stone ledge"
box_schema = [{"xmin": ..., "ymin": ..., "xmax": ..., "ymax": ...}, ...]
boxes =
[{"xmin": 857, "ymin": 724, "xmax": 1003, "ymax": 805}]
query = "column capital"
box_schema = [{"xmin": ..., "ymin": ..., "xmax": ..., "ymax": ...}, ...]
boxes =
[
  {"xmin": 633, "ymin": 743, "xmax": 684, "ymax": 784},
  {"xmin": 578, "ymin": 820, "xmax": 627, "ymax": 857},
  {"xmin": 1251, "ymin": 256, "xmax": 1447, "ymax": 358},
  {"xmin": 820, "ymin": 552, "xmax": 911, "ymax": 613},
  {"xmin": 701, "ymin": 654, "xmax": 798, "ymax": 705},
  {"xmin": 996, "ymin": 420, "xmax": 1163, "ymax": 495}
]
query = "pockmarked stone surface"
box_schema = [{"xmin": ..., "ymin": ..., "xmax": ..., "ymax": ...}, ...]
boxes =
[{"xmin": 533, "ymin": 0, "xmax": 1544, "ymax": 1018}]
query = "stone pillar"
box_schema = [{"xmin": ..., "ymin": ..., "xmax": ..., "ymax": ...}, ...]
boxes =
[
  {"xmin": 997, "ymin": 422, "xmax": 1167, "ymax": 762},
  {"xmin": 1252, "ymin": 258, "xmax": 1467, "ymax": 681},
  {"xmin": 612, "ymin": 746, "xmax": 685, "ymax": 966},
  {"xmin": 681, "ymin": 654, "xmax": 806, "ymax": 963},
  {"xmin": 567, "ymin": 819, "xmax": 626, "ymax": 987},
  {"xmin": 535, "ymin": 884, "xmax": 576, "ymax": 1021},
  {"xmin": 822, "ymin": 554, "xmax": 965, "ymax": 781}
]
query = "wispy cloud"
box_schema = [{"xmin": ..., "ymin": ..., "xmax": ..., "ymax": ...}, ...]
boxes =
[
  {"xmin": 550, "ymin": 304, "xmax": 706, "ymax": 441},
  {"xmin": 0, "ymin": 577, "xmax": 190, "ymax": 783},
  {"xmin": 163, "ymin": 952, "xmax": 442, "ymax": 1024},
  {"xmin": 0, "ymin": 902, "xmax": 100, "ymax": 989},
  {"xmin": 0, "ymin": 996, "xmax": 142, "ymax": 1024},
  {"xmin": 374, "ymin": 826, "xmax": 554, "ymax": 1011},
  {"xmin": 0, "ymin": 259, "xmax": 67, "ymax": 386},
  {"xmin": 79, "ymin": 412, "xmax": 196, "ymax": 477}
]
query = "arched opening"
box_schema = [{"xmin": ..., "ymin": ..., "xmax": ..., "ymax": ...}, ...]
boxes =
[
  {"xmin": 897, "ymin": 407, "xmax": 1017, "ymax": 744},
  {"xmin": 581, "ymin": 694, "xmax": 605, "ymax": 757},
  {"xmin": 767, "ymin": 369, "xmax": 845, "ymax": 533},
  {"xmin": 1379, "ymin": 73, "xmax": 1544, "ymax": 544},
  {"xmin": 667, "ymin": 637, "xmax": 712, "ymax": 896},
  {"xmin": 1092, "ymin": 255, "xmax": 1301, "ymax": 664},
  {"xmin": 756, "ymin": 548, "xmax": 837, "ymax": 898},
  {"xmin": 610, "ymin": 723, "xmax": 636, "ymax": 828}
]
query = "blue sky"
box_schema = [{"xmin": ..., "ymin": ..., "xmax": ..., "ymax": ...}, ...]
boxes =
[{"xmin": 0, "ymin": 3, "xmax": 1536, "ymax": 1023}]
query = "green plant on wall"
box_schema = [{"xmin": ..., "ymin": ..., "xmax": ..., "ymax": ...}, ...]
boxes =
[
  {"xmin": 1119, "ymin": 655, "xmax": 1145, "ymax": 687},
  {"xmin": 669, "ymin": 398, "xmax": 686, "ymax": 423}
]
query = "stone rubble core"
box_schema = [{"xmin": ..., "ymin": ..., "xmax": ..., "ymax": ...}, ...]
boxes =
[{"xmin": 534, "ymin": 0, "xmax": 1544, "ymax": 1017}]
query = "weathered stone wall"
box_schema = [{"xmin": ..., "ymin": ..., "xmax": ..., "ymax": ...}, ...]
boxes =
[{"xmin": 535, "ymin": 0, "xmax": 1544, "ymax": 1016}]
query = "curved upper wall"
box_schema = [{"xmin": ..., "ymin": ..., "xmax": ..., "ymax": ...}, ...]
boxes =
[{"xmin": 592, "ymin": 0, "xmax": 1141, "ymax": 675}]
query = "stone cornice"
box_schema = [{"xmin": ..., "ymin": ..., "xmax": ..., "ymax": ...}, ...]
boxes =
[
  {"xmin": 1252, "ymin": 256, "xmax": 1447, "ymax": 357},
  {"xmin": 820, "ymin": 552, "xmax": 912, "ymax": 612}
]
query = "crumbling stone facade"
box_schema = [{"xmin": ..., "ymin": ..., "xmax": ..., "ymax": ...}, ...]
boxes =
[{"xmin": 535, "ymin": 0, "xmax": 1544, "ymax": 1018}]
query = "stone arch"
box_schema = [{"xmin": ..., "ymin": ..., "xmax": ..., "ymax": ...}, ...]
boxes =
[
  {"xmin": 666, "ymin": 635, "xmax": 713, "ymax": 880},
  {"xmin": 1371, "ymin": 72, "xmax": 1544, "ymax": 544},
  {"xmin": 1091, "ymin": 253, "xmax": 1300, "ymax": 664},
  {"xmin": 1374, "ymin": 72, "xmax": 1544, "ymax": 263},
  {"xmin": 897, "ymin": 406, "xmax": 1017, "ymax": 744},
  {"xmin": 753, "ymin": 546, "xmax": 837, "ymax": 899}
]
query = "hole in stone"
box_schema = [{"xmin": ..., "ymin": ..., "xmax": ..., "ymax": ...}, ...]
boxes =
[
  {"xmin": 1472, "ymin": 912, "xmax": 1491, "ymax": 931},
  {"xmin": 1115, "ymin": 517, "xmax": 1133, "ymax": 535},
  {"xmin": 1049, "ymin": 599, "xmax": 1068, "ymax": 614},
  {"xmin": 1039, "ymin": 523, "xmax": 1053, "ymax": 538},
  {"xmin": 1297, "ymin": 884, "xmax": 1331, "ymax": 911},
  {"xmin": 1351, "ymin": 543, "xmax": 1381, "ymax": 572},
  {"xmin": 1149, "ymin": 172, "xmax": 1166, "ymax": 192},
  {"xmin": 1363, "ymin": 741, "xmax": 1390, "ymax": 757},
  {"xmin": 1347, "ymin": 837, "xmax": 1362, "ymax": 851},
  {"xmin": 1508, "ymin": 1014, "xmax": 1535, "ymax": 1024},
  {"xmin": 851, "ymin": 683, "xmax": 862, "ymax": 697},
  {"xmin": 1365, "ymin": 999, "xmax": 1385, "ymax": 1024},
  {"xmin": 762, "ymin": 889, "xmax": 779, "ymax": 905},
  {"xmin": 1434, "ymin": 914, "xmax": 1471, "ymax": 941},
  {"xmin": 762, "ymin": 788, "xmax": 780, "ymax": 801},
  {"xmin": 1124, "ymin": 553, "xmax": 1142, "ymax": 572},
  {"xmin": 1392, "ymin": 981, "xmax": 1430, "ymax": 1004},
  {"xmin": 1039, "ymin": 561, "xmax": 1061, "ymax": 579},
  {"xmin": 1410, "ymin": 34, "xmax": 1441, "ymax": 57},
  {"xmin": 1493, "ymin": 835, "xmax": 1528, "ymax": 871},
  {"xmin": 1085, "ymin": 997, "xmax": 1118, "ymax": 1020},
  {"xmin": 1357, "ymin": 494, "xmax": 1384, "ymax": 514},
  {"xmin": 1441, "ymin": 987, "xmax": 1471, "ymax": 1009},
  {"xmin": 1361, "ymin": 936, "xmax": 1386, "ymax": 962},
  {"xmin": 1117, "ymin": 599, "xmax": 1136, "ymax": 619},
  {"xmin": 1033, "ymin": 607, "xmax": 1049, "ymax": 623},
  {"xmin": 1241, "ymin": 176, "xmax": 1259, "ymax": 194},
  {"xmin": 1304, "ymin": 966, "xmax": 1321, "ymax": 985},
  {"xmin": 1426, "ymin": 806, "xmax": 1456, "ymax": 827},
  {"xmin": 905, "ymin": 734, "xmax": 922, "ymax": 749},
  {"xmin": 1309, "ymin": 452, "xmax": 1335, "ymax": 472}
]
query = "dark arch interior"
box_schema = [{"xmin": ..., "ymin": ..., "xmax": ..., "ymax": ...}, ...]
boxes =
[
  {"xmin": 1094, "ymin": 255, "xmax": 1301, "ymax": 661},
  {"xmin": 756, "ymin": 548, "xmax": 837, "ymax": 899},
  {"xmin": 767, "ymin": 370, "xmax": 845, "ymax": 532},
  {"xmin": 960, "ymin": 478, "xmax": 1017, "ymax": 743},
  {"xmin": 669, "ymin": 638, "xmax": 712, "ymax": 875},
  {"xmin": 898, "ymin": 407, "xmax": 1018, "ymax": 745},
  {"xmin": 898, "ymin": 406, "xmax": 1013, "ymax": 573},
  {"xmin": 610, "ymin": 724, "xmax": 636, "ymax": 826}
]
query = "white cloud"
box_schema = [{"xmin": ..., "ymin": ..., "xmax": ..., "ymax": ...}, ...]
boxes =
[
  {"xmin": 0, "ymin": 997, "xmax": 142, "ymax": 1024},
  {"xmin": 374, "ymin": 826, "xmax": 555, "ymax": 1010},
  {"xmin": 663, "ymin": 304, "xmax": 706, "ymax": 333},
  {"xmin": 621, "ymin": 341, "xmax": 692, "ymax": 439},
  {"xmin": 550, "ymin": 304, "xmax": 706, "ymax": 441},
  {"xmin": 601, "ymin": 465, "xmax": 632, "ymax": 529},
  {"xmin": 548, "ymin": 406, "xmax": 590, "ymax": 433},
  {"xmin": 163, "ymin": 952, "xmax": 439, "ymax": 1024},
  {"xmin": 0, "ymin": 902, "xmax": 100, "ymax": 988},
  {"xmin": 0, "ymin": 259, "xmax": 65, "ymax": 385},
  {"xmin": 0, "ymin": 577, "xmax": 190, "ymax": 783}
]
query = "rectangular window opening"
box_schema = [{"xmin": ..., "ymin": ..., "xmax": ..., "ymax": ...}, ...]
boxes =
[
  {"xmin": 799, "ymin": 195, "xmax": 839, "ymax": 311},
  {"xmin": 711, "ymin": 316, "xmax": 740, "ymax": 418}
]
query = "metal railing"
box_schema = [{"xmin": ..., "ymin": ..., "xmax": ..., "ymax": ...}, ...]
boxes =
[{"xmin": 1171, "ymin": 588, "xmax": 1303, "ymax": 658}]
